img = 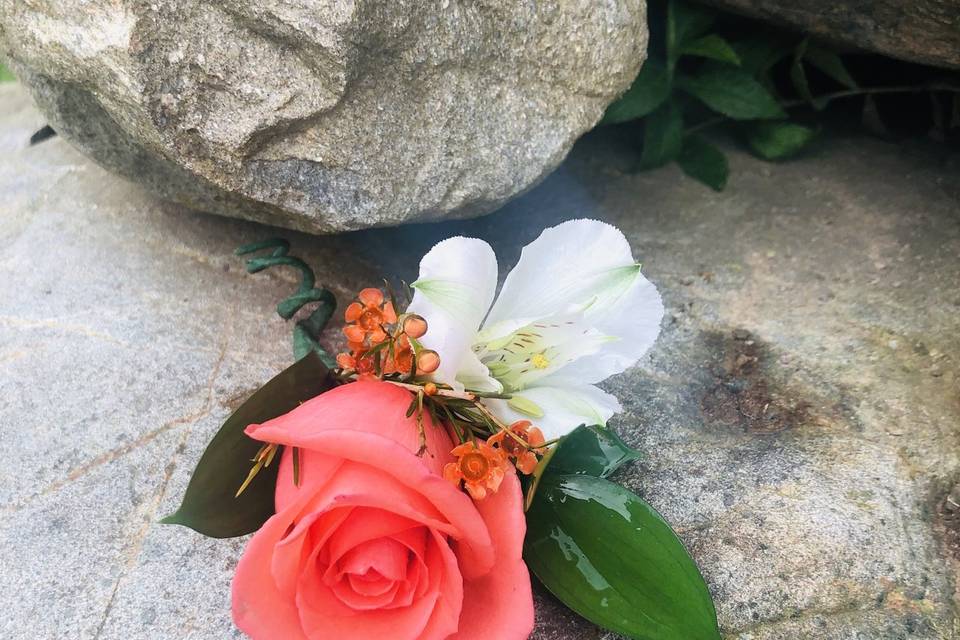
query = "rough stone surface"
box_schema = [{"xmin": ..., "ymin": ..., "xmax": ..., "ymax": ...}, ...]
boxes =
[
  {"xmin": 703, "ymin": 0, "xmax": 960, "ymax": 70},
  {"xmin": 2, "ymin": 82, "xmax": 959, "ymax": 639},
  {"xmin": 0, "ymin": 0, "xmax": 646, "ymax": 234}
]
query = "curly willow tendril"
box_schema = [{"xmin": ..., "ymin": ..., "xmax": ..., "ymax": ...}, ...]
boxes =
[{"xmin": 235, "ymin": 238, "xmax": 337, "ymax": 368}]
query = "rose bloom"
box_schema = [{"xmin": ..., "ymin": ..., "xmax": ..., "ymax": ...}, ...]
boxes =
[{"xmin": 232, "ymin": 380, "xmax": 534, "ymax": 640}]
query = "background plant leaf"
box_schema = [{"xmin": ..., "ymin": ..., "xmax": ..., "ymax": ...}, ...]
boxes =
[
  {"xmin": 640, "ymin": 100, "xmax": 684, "ymax": 168},
  {"xmin": 668, "ymin": 0, "xmax": 716, "ymax": 56},
  {"xmin": 677, "ymin": 136, "xmax": 728, "ymax": 191},
  {"xmin": 161, "ymin": 350, "xmax": 334, "ymax": 538},
  {"xmin": 679, "ymin": 35, "xmax": 740, "ymax": 66},
  {"xmin": 678, "ymin": 68, "xmax": 785, "ymax": 119},
  {"xmin": 732, "ymin": 38, "xmax": 792, "ymax": 76},
  {"xmin": 525, "ymin": 474, "xmax": 721, "ymax": 640},
  {"xmin": 546, "ymin": 425, "xmax": 642, "ymax": 478},
  {"xmin": 746, "ymin": 121, "xmax": 817, "ymax": 159},
  {"xmin": 803, "ymin": 45, "xmax": 857, "ymax": 89},
  {"xmin": 602, "ymin": 59, "xmax": 672, "ymax": 124}
]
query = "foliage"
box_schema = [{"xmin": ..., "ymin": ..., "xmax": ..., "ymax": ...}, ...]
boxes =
[
  {"xmin": 525, "ymin": 426, "xmax": 720, "ymax": 639},
  {"xmin": 601, "ymin": 0, "xmax": 960, "ymax": 191}
]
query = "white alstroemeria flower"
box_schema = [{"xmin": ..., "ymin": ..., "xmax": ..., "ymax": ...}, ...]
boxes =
[{"xmin": 406, "ymin": 219, "xmax": 664, "ymax": 439}]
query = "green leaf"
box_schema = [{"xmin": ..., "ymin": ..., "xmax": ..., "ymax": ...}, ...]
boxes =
[
  {"xmin": 679, "ymin": 35, "xmax": 740, "ymax": 66},
  {"xmin": 677, "ymin": 136, "xmax": 728, "ymax": 191},
  {"xmin": 525, "ymin": 474, "xmax": 720, "ymax": 640},
  {"xmin": 746, "ymin": 121, "xmax": 817, "ymax": 160},
  {"xmin": 161, "ymin": 351, "xmax": 334, "ymax": 538},
  {"xmin": 0, "ymin": 64, "xmax": 14, "ymax": 83},
  {"xmin": 804, "ymin": 45, "xmax": 857, "ymax": 89},
  {"xmin": 546, "ymin": 425, "xmax": 642, "ymax": 478},
  {"xmin": 602, "ymin": 59, "xmax": 672, "ymax": 125},
  {"xmin": 668, "ymin": 0, "xmax": 716, "ymax": 55},
  {"xmin": 732, "ymin": 38, "xmax": 792, "ymax": 76},
  {"xmin": 640, "ymin": 101, "xmax": 684, "ymax": 169},
  {"xmin": 677, "ymin": 68, "xmax": 786, "ymax": 120}
]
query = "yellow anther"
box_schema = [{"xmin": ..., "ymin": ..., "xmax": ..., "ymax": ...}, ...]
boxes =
[{"xmin": 531, "ymin": 353, "xmax": 550, "ymax": 369}]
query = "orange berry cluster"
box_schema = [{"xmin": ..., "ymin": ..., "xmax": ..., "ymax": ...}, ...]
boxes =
[{"xmin": 335, "ymin": 287, "xmax": 439, "ymax": 377}]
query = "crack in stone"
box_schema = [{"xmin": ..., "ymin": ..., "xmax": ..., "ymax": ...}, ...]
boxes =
[{"xmin": 91, "ymin": 331, "xmax": 230, "ymax": 639}]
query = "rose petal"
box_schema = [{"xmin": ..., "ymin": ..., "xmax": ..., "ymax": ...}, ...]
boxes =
[{"xmin": 449, "ymin": 471, "xmax": 534, "ymax": 640}]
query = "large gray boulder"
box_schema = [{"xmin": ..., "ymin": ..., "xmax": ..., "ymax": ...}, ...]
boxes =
[
  {"xmin": 703, "ymin": 0, "xmax": 960, "ymax": 69},
  {"xmin": 0, "ymin": 1, "xmax": 646, "ymax": 234}
]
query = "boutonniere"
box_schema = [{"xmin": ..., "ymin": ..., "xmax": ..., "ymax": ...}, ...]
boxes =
[{"xmin": 164, "ymin": 219, "xmax": 720, "ymax": 640}]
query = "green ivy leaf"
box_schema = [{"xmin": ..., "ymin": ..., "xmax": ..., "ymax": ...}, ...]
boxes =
[
  {"xmin": 746, "ymin": 121, "xmax": 818, "ymax": 160},
  {"xmin": 679, "ymin": 35, "xmax": 741, "ymax": 66},
  {"xmin": 677, "ymin": 136, "xmax": 728, "ymax": 191},
  {"xmin": 525, "ymin": 474, "xmax": 721, "ymax": 640},
  {"xmin": 677, "ymin": 68, "xmax": 786, "ymax": 120},
  {"xmin": 547, "ymin": 425, "xmax": 642, "ymax": 478},
  {"xmin": 602, "ymin": 59, "xmax": 672, "ymax": 125},
  {"xmin": 161, "ymin": 350, "xmax": 334, "ymax": 538},
  {"xmin": 640, "ymin": 101, "xmax": 684, "ymax": 169},
  {"xmin": 804, "ymin": 45, "xmax": 857, "ymax": 89}
]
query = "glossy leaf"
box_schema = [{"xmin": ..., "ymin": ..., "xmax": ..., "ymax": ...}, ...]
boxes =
[
  {"xmin": 678, "ymin": 68, "xmax": 785, "ymax": 120},
  {"xmin": 640, "ymin": 101, "xmax": 684, "ymax": 169},
  {"xmin": 161, "ymin": 351, "xmax": 334, "ymax": 538},
  {"xmin": 747, "ymin": 121, "xmax": 817, "ymax": 160},
  {"xmin": 602, "ymin": 59, "xmax": 672, "ymax": 125},
  {"xmin": 677, "ymin": 136, "xmax": 728, "ymax": 191},
  {"xmin": 547, "ymin": 425, "xmax": 642, "ymax": 478},
  {"xmin": 679, "ymin": 35, "xmax": 740, "ymax": 66},
  {"xmin": 525, "ymin": 474, "xmax": 720, "ymax": 640}
]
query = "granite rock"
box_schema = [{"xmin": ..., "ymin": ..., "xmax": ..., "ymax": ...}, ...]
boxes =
[
  {"xmin": 0, "ymin": 0, "xmax": 646, "ymax": 233},
  {"xmin": 703, "ymin": 0, "xmax": 960, "ymax": 69},
  {"xmin": 1, "ymin": 83, "xmax": 959, "ymax": 638}
]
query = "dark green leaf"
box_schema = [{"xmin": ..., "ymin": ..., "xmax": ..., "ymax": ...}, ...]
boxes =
[
  {"xmin": 746, "ymin": 121, "xmax": 817, "ymax": 160},
  {"xmin": 161, "ymin": 351, "xmax": 334, "ymax": 538},
  {"xmin": 677, "ymin": 68, "xmax": 785, "ymax": 120},
  {"xmin": 677, "ymin": 136, "xmax": 728, "ymax": 191},
  {"xmin": 668, "ymin": 0, "xmax": 716, "ymax": 56},
  {"xmin": 525, "ymin": 474, "xmax": 720, "ymax": 640},
  {"xmin": 602, "ymin": 59, "xmax": 672, "ymax": 125},
  {"xmin": 732, "ymin": 38, "xmax": 792, "ymax": 76},
  {"xmin": 803, "ymin": 45, "xmax": 857, "ymax": 89},
  {"xmin": 546, "ymin": 425, "xmax": 642, "ymax": 478},
  {"xmin": 679, "ymin": 35, "xmax": 740, "ymax": 66},
  {"xmin": 640, "ymin": 101, "xmax": 684, "ymax": 169}
]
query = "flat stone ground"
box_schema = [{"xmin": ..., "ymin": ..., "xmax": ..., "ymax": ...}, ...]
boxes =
[{"xmin": 1, "ymin": 82, "xmax": 958, "ymax": 639}]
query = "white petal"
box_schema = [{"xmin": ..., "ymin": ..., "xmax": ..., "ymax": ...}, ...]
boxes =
[
  {"xmin": 482, "ymin": 384, "xmax": 622, "ymax": 440},
  {"xmin": 455, "ymin": 351, "xmax": 503, "ymax": 393},
  {"xmin": 476, "ymin": 314, "xmax": 614, "ymax": 391},
  {"xmin": 407, "ymin": 236, "xmax": 498, "ymax": 388},
  {"xmin": 554, "ymin": 272, "xmax": 664, "ymax": 384},
  {"xmin": 485, "ymin": 219, "xmax": 641, "ymax": 326}
]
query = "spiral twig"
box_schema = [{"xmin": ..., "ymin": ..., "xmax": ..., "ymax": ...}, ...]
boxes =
[{"xmin": 235, "ymin": 238, "xmax": 337, "ymax": 367}]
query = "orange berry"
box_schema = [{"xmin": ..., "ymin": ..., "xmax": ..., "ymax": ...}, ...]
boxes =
[
  {"xmin": 423, "ymin": 382, "xmax": 438, "ymax": 396},
  {"xmin": 402, "ymin": 314, "xmax": 428, "ymax": 339},
  {"xmin": 416, "ymin": 350, "xmax": 440, "ymax": 374}
]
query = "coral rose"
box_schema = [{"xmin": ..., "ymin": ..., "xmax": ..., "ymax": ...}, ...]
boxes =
[{"xmin": 231, "ymin": 380, "xmax": 534, "ymax": 640}]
